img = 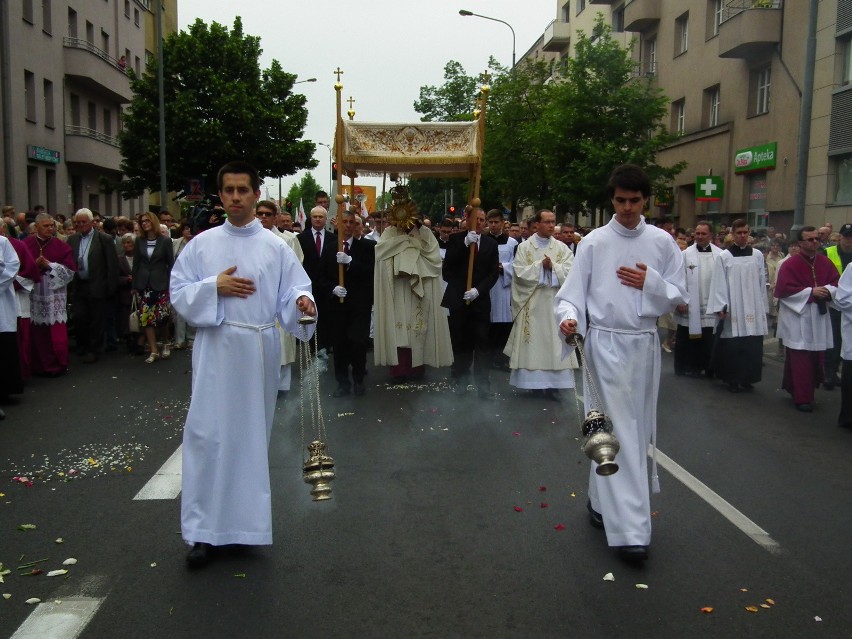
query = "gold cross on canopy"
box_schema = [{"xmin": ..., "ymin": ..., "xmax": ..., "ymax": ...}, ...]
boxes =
[{"xmin": 333, "ymin": 67, "xmax": 344, "ymax": 82}]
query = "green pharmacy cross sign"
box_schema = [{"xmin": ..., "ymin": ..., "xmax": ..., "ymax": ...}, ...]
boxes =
[{"xmin": 695, "ymin": 175, "xmax": 724, "ymax": 202}]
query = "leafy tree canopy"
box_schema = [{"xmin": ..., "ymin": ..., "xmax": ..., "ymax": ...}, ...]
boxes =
[
  {"xmin": 119, "ymin": 17, "xmax": 317, "ymax": 197},
  {"xmin": 285, "ymin": 173, "xmax": 323, "ymax": 213}
]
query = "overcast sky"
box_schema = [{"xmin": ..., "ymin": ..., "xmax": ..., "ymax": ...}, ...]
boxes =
[{"xmin": 177, "ymin": 0, "xmax": 556, "ymax": 199}]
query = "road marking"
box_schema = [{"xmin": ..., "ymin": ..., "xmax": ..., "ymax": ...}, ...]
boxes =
[
  {"xmin": 133, "ymin": 445, "xmax": 182, "ymax": 500},
  {"xmin": 654, "ymin": 447, "xmax": 782, "ymax": 554},
  {"xmin": 11, "ymin": 596, "xmax": 105, "ymax": 639}
]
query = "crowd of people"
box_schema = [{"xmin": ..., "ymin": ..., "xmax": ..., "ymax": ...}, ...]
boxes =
[{"xmin": 3, "ymin": 162, "xmax": 852, "ymax": 569}]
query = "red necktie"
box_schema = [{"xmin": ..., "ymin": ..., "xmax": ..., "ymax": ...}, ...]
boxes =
[
  {"xmin": 343, "ymin": 241, "xmax": 350, "ymax": 255},
  {"xmin": 315, "ymin": 231, "xmax": 322, "ymax": 257}
]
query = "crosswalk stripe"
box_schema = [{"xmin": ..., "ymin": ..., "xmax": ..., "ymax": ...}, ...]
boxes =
[{"xmin": 133, "ymin": 445, "xmax": 182, "ymax": 500}]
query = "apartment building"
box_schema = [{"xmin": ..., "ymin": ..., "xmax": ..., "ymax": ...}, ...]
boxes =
[
  {"xmin": 0, "ymin": 0, "xmax": 176, "ymax": 217},
  {"xmin": 624, "ymin": 0, "xmax": 852, "ymax": 231}
]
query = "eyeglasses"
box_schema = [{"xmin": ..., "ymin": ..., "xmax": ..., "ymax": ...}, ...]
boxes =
[{"xmin": 256, "ymin": 211, "xmax": 275, "ymax": 217}]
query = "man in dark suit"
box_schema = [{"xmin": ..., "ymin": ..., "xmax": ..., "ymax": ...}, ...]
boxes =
[
  {"xmin": 67, "ymin": 208, "xmax": 119, "ymax": 362},
  {"xmin": 325, "ymin": 209, "xmax": 376, "ymax": 396},
  {"xmin": 442, "ymin": 207, "xmax": 500, "ymax": 397},
  {"xmin": 298, "ymin": 205, "xmax": 337, "ymax": 354}
]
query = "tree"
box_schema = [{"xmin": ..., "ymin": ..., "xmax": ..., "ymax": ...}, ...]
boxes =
[
  {"xmin": 284, "ymin": 173, "xmax": 323, "ymax": 213},
  {"xmin": 118, "ymin": 17, "xmax": 316, "ymax": 197},
  {"xmin": 543, "ymin": 18, "xmax": 685, "ymax": 216}
]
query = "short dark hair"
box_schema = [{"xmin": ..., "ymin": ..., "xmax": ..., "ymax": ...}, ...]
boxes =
[
  {"xmin": 440, "ymin": 217, "xmax": 454, "ymax": 227},
  {"xmin": 217, "ymin": 161, "xmax": 260, "ymax": 191},
  {"xmin": 606, "ymin": 164, "xmax": 651, "ymax": 199},
  {"xmin": 695, "ymin": 221, "xmax": 713, "ymax": 233},
  {"xmin": 532, "ymin": 209, "xmax": 555, "ymax": 224},
  {"xmin": 486, "ymin": 209, "xmax": 503, "ymax": 221},
  {"xmin": 256, "ymin": 200, "xmax": 279, "ymax": 214},
  {"xmin": 797, "ymin": 225, "xmax": 817, "ymax": 241},
  {"xmin": 315, "ymin": 190, "xmax": 329, "ymax": 201},
  {"xmin": 731, "ymin": 218, "xmax": 748, "ymax": 231}
]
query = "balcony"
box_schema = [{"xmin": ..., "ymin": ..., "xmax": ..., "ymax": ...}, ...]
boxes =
[
  {"xmin": 63, "ymin": 37, "xmax": 133, "ymax": 103},
  {"xmin": 64, "ymin": 126, "xmax": 122, "ymax": 171},
  {"xmin": 624, "ymin": 0, "xmax": 661, "ymax": 33},
  {"xmin": 542, "ymin": 20, "xmax": 571, "ymax": 53},
  {"xmin": 589, "ymin": 0, "xmax": 615, "ymax": 4},
  {"xmin": 718, "ymin": 1, "xmax": 783, "ymax": 59}
]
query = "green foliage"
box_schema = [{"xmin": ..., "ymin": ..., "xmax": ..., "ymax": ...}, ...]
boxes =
[
  {"xmin": 119, "ymin": 17, "xmax": 317, "ymax": 197},
  {"xmin": 412, "ymin": 17, "xmax": 684, "ymax": 219},
  {"xmin": 285, "ymin": 173, "xmax": 323, "ymax": 212}
]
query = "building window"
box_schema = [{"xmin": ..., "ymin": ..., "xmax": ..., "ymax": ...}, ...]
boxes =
[
  {"xmin": 675, "ymin": 12, "xmax": 689, "ymax": 55},
  {"xmin": 672, "ymin": 99, "xmax": 686, "ymax": 135},
  {"xmin": 70, "ymin": 93, "xmax": 80, "ymax": 126},
  {"xmin": 101, "ymin": 29, "xmax": 109, "ymax": 54},
  {"xmin": 43, "ymin": 79, "xmax": 54, "ymax": 128},
  {"xmin": 577, "ymin": 0, "xmax": 585, "ymax": 16},
  {"xmin": 134, "ymin": 8, "xmax": 140, "ymax": 26},
  {"xmin": 613, "ymin": 5, "xmax": 625, "ymax": 33},
  {"xmin": 103, "ymin": 108, "xmax": 112, "ymax": 136},
  {"xmin": 88, "ymin": 101, "xmax": 97, "ymax": 131},
  {"xmin": 145, "ymin": 49, "xmax": 154, "ymax": 66},
  {"xmin": 42, "ymin": 0, "xmax": 52, "ymax": 34},
  {"xmin": 25, "ymin": 71, "xmax": 36, "ymax": 122},
  {"xmin": 645, "ymin": 37, "xmax": 657, "ymax": 75},
  {"xmin": 124, "ymin": 0, "xmax": 130, "ymax": 17},
  {"xmin": 707, "ymin": 0, "xmax": 723, "ymax": 38},
  {"xmin": 561, "ymin": 1, "xmax": 570, "ymax": 22},
  {"xmin": 753, "ymin": 65, "xmax": 771, "ymax": 115},
  {"xmin": 23, "ymin": 0, "xmax": 34, "ymax": 24},
  {"xmin": 837, "ymin": 155, "xmax": 852, "ymax": 202},
  {"xmin": 704, "ymin": 86, "xmax": 720, "ymax": 127},
  {"xmin": 842, "ymin": 37, "xmax": 852, "ymax": 86},
  {"xmin": 134, "ymin": 55, "xmax": 141, "ymax": 75},
  {"xmin": 85, "ymin": 20, "xmax": 94, "ymax": 44},
  {"xmin": 67, "ymin": 8, "xmax": 77, "ymax": 38}
]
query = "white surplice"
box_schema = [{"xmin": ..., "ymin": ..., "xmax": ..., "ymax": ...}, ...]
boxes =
[
  {"xmin": 675, "ymin": 243, "xmax": 722, "ymax": 334},
  {"xmin": 490, "ymin": 236, "xmax": 517, "ymax": 324},
  {"xmin": 0, "ymin": 237, "xmax": 20, "ymax": 333},
  {"xmin": 505, "ymin": 234, "xmax": 576, "ymax": 389},
  {"xmin": 271, "ymin": 227, "xmax": 305, "ymax": 390},
  {"xmin": 707, "ymin": 249, "xmax": 768, "ymax": 337},
  {"xmin": 832, "ymin": 263, "xmax": 852, "ymax": 360},
  {"xmin": 554, "ymin": 217, "xmax": 686, "ymax": 547},
  {"xmin": 171, "ymin": 219, "xmax": 314, "ymax": 546},
  {"xmin": 373, "ymin": 225, "xmax": 453, "ymax": 369}
]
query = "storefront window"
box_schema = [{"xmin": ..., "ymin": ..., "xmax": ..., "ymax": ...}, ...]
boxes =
[
  {"xmin": 747, "ymin": 171, "xmax": 768, "ymax": 228},
  {"xmin": 836, "ymin": 155, "xmax": 852, "ymax": 202}
]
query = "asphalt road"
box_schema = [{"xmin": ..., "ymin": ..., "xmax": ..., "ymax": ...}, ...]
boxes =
[{"xmin": 1, "ymin": 341, "xmax": 850, "ymax": 638}]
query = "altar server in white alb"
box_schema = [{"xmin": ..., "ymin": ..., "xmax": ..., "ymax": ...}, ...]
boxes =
[
  {"xmin": 555, "ymin": 164, "xmax": 686, "ymax": 562},
  {"xmin": 505, "ymin": 209, "xmax": 576, "ymax": 398},
  {"xmin": 673, "ymin": 221, "xmax": 722, "ymax": 377},
  {"xmin": 485, "ymin": 209, "xmax": 517, "ymax": 370},
  {"xmin": 170, "ymin": 161, "xmax": 316, "ymax": 568}
]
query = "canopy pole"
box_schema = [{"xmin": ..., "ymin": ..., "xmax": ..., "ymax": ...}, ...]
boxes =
[{"xmin": 333, "ymin": 68, "xmax": 345, "ymax": 302}]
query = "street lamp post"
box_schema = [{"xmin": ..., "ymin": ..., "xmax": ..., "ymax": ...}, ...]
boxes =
[
  {"xmin": 317, "ymin": 142, "xmax": 333, "ymax": 193},
  {"xmin": 294, "ymin": 77, "xmax": 317, "ymax": 85},
  {"xmin": 459, "ymin": 9, "xmax": 516, "ymax": 68}
]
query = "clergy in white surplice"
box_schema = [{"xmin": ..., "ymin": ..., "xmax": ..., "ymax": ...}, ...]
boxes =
[
  {"xmin": 555, "ymin": 165, "xmax": 686, "ymax": 562},
  {"xmin": 0, "ymin": 235, "xmax": 21, "ymax": 417},
  {"xmin": 707, "ymin": 219, "xmax": 768, "ymax": 392},
  {"xmin": 774, "ymin": 226, "xmax": 838, "ymax": 411},
  {"xmin": 505, "ymin": 210, "xmax": 575, "ymax": 396},
  {"xmin": 170, "ymin": 163, "xmax": 316, "ymax": 567},
  {"xmin": 486, "ymin": 210, "xmax": 517, "ymax": 370},
  {"xmin": 673, "ymin": 222, "xmax": 722, "ymax": 377}
]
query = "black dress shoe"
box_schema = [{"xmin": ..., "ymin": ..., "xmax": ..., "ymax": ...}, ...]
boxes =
[
  {"xmin": 616, "ymin": 545, "xmax": 648, "ymax": 561},
  {"xmin": 332, "ymin": 384, "xmax": 351, "ymax": 397},
  {"xmin": 587, "ymin": 500, "xmax": 604, "ymax": 530},
  {"xmin": 353, "ymin": 382, "xmax": 366, "ymax": 396},
  {"xmin": 186, "ymin": 542, "xmax": 213, "ymax": 567},
  {"xmin": 795, "ymin": 403, "xmax": 813, "ymax": 413},
  {"xmin": 728, "ymin": 383, "xmax": 740, "ymax": 393}
]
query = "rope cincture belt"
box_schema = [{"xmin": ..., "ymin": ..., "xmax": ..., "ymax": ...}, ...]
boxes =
[{"xmin": 222, "ymin": 320, "xmax": 277, "ymax": 385}]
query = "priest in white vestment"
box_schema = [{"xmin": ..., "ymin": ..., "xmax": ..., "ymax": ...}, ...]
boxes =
[
  {"xmin": 673, "ymin": 222, "xmax": 722, "ymax": 377},
  {"xmin": 170, "ymin": 163, "xmax": 316, "ymax": 567},
  {"xmin": 486, "ymin": 210, "xmax": 517, "ymax": 369},
  {"xmin": 707, "ymin": 219, "xmax": 768, "ymax": 392},
  {"xmin": 505, "ymin": 209, "xmax": 576, "ymax": 397},
  {"xmin": 373, "ymin": 223, "xmax": 453, "ymax": 380},
  {"xmin": 555, "ymin": 164, "xmax": 686, "ymax": 562}
]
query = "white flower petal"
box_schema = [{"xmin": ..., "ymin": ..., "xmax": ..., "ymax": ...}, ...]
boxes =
[
  {"xmin": 602, "ymin": 572, "xmax": 615, "ymax": 582},
  {"xmin": 25, "ymin": 598, "xmax": 41, "ymax": 605},
  {"xmin": 46, "ymin": 569, "xmax": 68, "ymax": 577},
  {"xmin": 635, "ymin": 583, "xmax": 649, "ymax": 589},
  {"xmin": 62, "ymin": 558, "xmax": 77, "ymax": 565}
]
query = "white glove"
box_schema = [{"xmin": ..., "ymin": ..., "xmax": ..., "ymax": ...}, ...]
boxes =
[
  {"xmin": 333, "ymin": 286, "xmax": 348, "ymax": 298},
  {"xmin": 464, "ymin": 232, "xmax": 479, "ymax": 247},
  {"xmin": 336, "ymin": 251, "xmax": 352, "ymax": 264},
  {"xmin": 462, "ymin": 288, "xmax": 479, "ymax": 302}
]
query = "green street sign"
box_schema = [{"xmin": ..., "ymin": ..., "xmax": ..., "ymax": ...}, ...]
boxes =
[{"xmin": 695, "ymin": 175, "xmax": 724, "ymax": 201}]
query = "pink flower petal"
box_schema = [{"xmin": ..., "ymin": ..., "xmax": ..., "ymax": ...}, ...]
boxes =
[
  {"xmin": 538, "ymin": 486, "xmax": 547, "ymax": 492},
  {"xmin": 513, "ymin": 506, "xmax": 523, "ymax": 512},
  {"xmin": 540, "ymin": 502, "xmax": 549, "ymax": 508},
  {"xmin": 554, "ymin": 524, "xmax": 566, "ymax": 531}
]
